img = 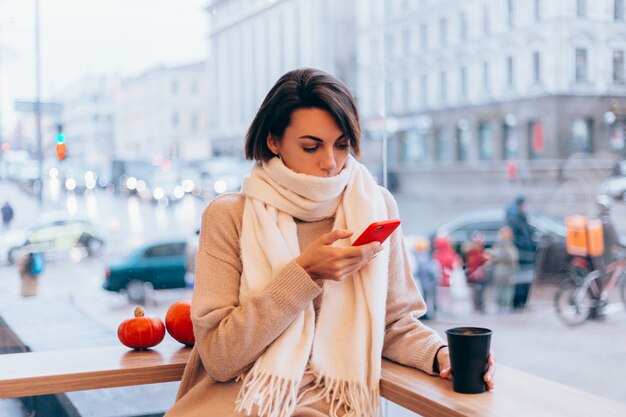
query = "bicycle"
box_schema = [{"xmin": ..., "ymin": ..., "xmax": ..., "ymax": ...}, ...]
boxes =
[{"xmin": 554, "ymin": 254, "xmax": 626, "ymax": 326}]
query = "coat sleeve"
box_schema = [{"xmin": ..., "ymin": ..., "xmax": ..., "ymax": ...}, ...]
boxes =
[
  {"xmin": 379, "ymin": 189, "xmax": 447, "ymax": 375},
  {"xmin": 190, "ymin": 195, "xmax": 322, "ymax": 382}
]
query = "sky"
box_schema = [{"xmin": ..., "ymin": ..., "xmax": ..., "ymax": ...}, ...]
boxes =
[{"xmin": 0, "ymin": 0, "xmax": 207, "ymax": 101}]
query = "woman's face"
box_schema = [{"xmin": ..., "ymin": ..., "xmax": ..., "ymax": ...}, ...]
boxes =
[{"xmin": 267, "ymin": 108, "xmax": 350, "ymax": 177}]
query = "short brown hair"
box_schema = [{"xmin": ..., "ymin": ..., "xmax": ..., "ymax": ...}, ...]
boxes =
[{"xmin": 244, "ymin": 68, "xmax": 361, "ymax": 161}]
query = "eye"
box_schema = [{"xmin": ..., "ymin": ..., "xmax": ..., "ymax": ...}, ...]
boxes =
[
  {"xmin": 336, "ymin": 142, "xmax": 350, "ymax": 150},
  {"xmin": 303, "ymin": 146, "xmax": 318, "ymax": 153}
]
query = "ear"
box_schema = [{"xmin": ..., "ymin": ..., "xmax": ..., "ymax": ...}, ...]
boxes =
[{"xmin": 266, "ymin": 134, "xmax": 279, "ymax": 155}]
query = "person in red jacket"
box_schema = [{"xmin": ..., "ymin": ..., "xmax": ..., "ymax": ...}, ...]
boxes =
[
  {"xmin": 462, "ymin": 233, "xmax": 490, "ymax": 313},
  {"xmin": 432, "ymin": 235, "xmax": 462, "ymax": 287}
]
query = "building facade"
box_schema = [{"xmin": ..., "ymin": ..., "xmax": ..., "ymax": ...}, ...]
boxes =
[
  {"xmin": 357, "ymin": 0, "xmax": 626, "ymax": 182},
  {"xmin": 205, "ymin": 0, "xmax": 356, "ymax": 156},
  {"xmin": 57, "ymin": 76, "xmax": 117, "ymax": 171},
  {"xmin": 114, "ymin": 61, "xmax": 210, "ymax": 162}
]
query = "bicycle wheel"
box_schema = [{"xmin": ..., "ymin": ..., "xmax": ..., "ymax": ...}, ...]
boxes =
[{"xmin": 554, "ymin": 279, "xmax": 594, "ymax": 326}]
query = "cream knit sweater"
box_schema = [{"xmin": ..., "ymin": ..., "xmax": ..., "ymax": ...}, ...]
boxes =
[{"xmin": 165, "ymin": 189, "xmax": 446, "ymax": 417}]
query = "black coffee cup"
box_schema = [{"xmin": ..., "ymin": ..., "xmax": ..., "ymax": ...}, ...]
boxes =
[{"xmin": 445, "ymin": 327, "xmax": 492, "ymax": 394}]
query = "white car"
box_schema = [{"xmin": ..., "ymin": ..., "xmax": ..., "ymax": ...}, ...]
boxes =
[
  {"xmin": 0, "ymin": 212, "xmax": 105, "ymax": 264},
  {"xmin": 602, "ymin": 175, "xmax": 626, "ymax": 200}
]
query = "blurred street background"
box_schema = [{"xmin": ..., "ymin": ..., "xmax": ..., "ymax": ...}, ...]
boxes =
[{"xmin": 2, "ymin": 0, "xmax": 626, "ymax": 416}]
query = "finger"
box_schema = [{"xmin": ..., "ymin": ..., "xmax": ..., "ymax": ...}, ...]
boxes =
[
  {"xmin": 338, "ymin": 242, "xmax": 382, "ymax": 260},
  {"xmin": 484, "ymin": 363, "xmax": 496, "ymax": 389},
  {"xmin": 439, "ymin": 368, "xmax": 452, "ymax": 380},
  {"xmin": 320, "ymin": 229, "xmax": 353, "ymax": 245}
]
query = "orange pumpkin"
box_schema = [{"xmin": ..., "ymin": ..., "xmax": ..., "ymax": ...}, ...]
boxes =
[
  {"xmin": 117, "ymin": 306, "xmax": 165, "ymax": 350},
  {"xmin": 165, "ymin": 300, "xmax": 195, "ymax": 346}
]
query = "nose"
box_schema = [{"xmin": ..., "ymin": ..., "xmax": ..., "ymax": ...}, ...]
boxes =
[{"xmin": 319, "ymin": 147, "xmax": 337, "ymax": 176}]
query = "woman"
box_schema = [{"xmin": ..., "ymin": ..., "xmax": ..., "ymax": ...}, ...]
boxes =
[
  {"xmin": 490, "ymin": 226, "xmax": 519, "ymax": 312},
  {"xmin": 166, "ymin": 68, "xmax": 494, "ymax": 417}
]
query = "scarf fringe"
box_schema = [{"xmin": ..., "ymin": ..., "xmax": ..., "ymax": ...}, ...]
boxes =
[
  {"xmin": 234, "ymin": 364, "xmax": 300, "ymax": 417},
  {"xmin": 297, "ymin": 369, "xmax": 380, "ymax": 417}
]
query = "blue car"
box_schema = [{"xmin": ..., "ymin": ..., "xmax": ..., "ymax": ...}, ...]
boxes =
[{"xmin": 103, "ymin": 239, "xmax": 188, "ymax": 304}]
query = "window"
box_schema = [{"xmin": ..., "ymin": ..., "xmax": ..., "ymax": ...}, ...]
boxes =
[
  {"xmin": 535, "ymin": 0, "xmax": 541, "ymax": 21},
  {"xmin": 456, "ymin": 121, "xmax": 471, "ymax": 161},
  {"xmin": 478, "ymin": 122, "xmax": 494, "ymax": 160},
  {"xmin": 613, "ymin": 50, "xmax": 624, "ymax": 82},
  {"xmin": 459, "ymin": 12, "xmax": 468, "ymax": 40},
  {"xmin": 575, "ymin": 48, "xmax": 588, "ymax": 81},
  {"xmin": 191, "ymin": 111, "xmax": 199, "ymax": 132},
  {"xmin": 571, "ymin": 117, "xmax": 593, "ymax": 153},
  {"xmin": 145, "ymin": 243, "xmax": 186, "ymax": 258},
  {"xmin": 190, "ymin": 80, "xmax": 198, "ymax": 95},
  {"xmin": 440, "ymin": 71, "xmax": 447, "ymax": 103},
  {"xmin": 483, "ymin": 5, "xmax": 490, "ymax": 35},
  {"xmin": 402, "ymin": 28, "xmax": 411, "ymax": 55},
  {"xmin": 506, "ymin": 56, "xmax": 515, "ymax": 89},
  {"xmin": 402, "ymin": 78, "xmax": 410, "ymax": 110},
  {"xmin": 616, "ymin": 0, "xmax": 625, "ymax": 20},
  {"xmin": 420, "ymin": 23, "xmax": 428, "ymax": 50},
  {"xmin": 460, "ymin": 66, "xmax": 468, "ymax": 99},
  {"xmin": 171, "ymin": 80, "xmax": 179, "ymax": 95},
  {"xmin": 435, "ymin": 127, "xmax": 451, "ymax": 162},
  {"xmin": 507, "ymin": 0, "xmax": 515, "ymax": 28},
  {"xmin": 483, "ymin": 61, "xmax": 490, "ymax": 93},
  {"xmin": 420, "ymin": 74, "xmax": 428, "ymax": 106},
  {"xmin": 577, "ymin": 0, "xmax": 586, "ymax": 18},
  {"xmin": 439, "ymin": 17, "xmax": 447, "ymax": 46},
  {"xmin": 171, "ymin": 111, "xmax": 179, "ymax": 128},
  {"xmin": 503, "ymin": 119, "xmax": 519, "ymax": 159},
  {"xmin": 528, "ymin": 121, "xmax": 545, "ymax": 159},
  {"xmin": 533, "ymin": 51, "xmax": 541, "ymax": 83}
]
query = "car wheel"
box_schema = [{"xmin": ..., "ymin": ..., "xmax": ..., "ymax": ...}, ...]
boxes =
[
  {"xmin": 7, "ymin": 247, "xmax": 20, "ymax": 264},
  {"xmin": 126, "ymin": 280, "xmax": 146, "ymax": 304},
  {"xmin": 86, "ymin": 237, "xmax": 103, "ymax": 257},
  {"xmin": 125, "ymin": 280, "xmax": 153, "ymax": 305}
]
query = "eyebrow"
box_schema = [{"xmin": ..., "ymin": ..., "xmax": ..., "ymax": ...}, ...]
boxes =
[{"xmin": 298, "ymin": 134, "xmax": 346, "ymax": 142}]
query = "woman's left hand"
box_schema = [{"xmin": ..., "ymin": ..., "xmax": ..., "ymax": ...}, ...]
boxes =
[{"xmin": 437, "ymin": 347, "xmax": 496, "ymax": 391}]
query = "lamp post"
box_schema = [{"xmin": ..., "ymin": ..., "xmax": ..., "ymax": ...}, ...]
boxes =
[{"xmin": 34, "ymin": 0, "xmax": 43, "ymax": 204}]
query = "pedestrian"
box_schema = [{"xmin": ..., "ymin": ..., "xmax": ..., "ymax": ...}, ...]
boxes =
[
  {"xmin": 431, "ymin": 235, "xmax": 463, "ymax": 318},
  {"xmin": 18, "ymin": 249, "xmax": 45, "ymax": 297},
  {"xmin": 412, "ymin": 236, "xmax": 440, "ymax": 320},
  {"xmin": 505, "ymin": 195, "xmax": 536, "ymax": 309},
  {"xmin": 462, "ymin": 233, "xmax": 490, "ymax": 313},
  {"xmin": 432, "ymin": 235, "xmax": 462, "ymax": 287},
  {"xmin": 590, "ymin": 194, "xmax": 625, "ymax": 318},
  {"xmin": 489, "ymin": 226, "xmax": 519, "ymax": 312},
  {"xmin": 1, "ymin": 201, "xmax": 14, "ymax": 230},
  {"xmin": 165, "ymin": 68, "xmax": 494, "ymax": 417}
]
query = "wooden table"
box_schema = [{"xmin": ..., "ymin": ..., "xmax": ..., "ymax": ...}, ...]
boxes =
[{"xmin": 1, "ymin": 344, "xmax": 625, "ymax": 417}]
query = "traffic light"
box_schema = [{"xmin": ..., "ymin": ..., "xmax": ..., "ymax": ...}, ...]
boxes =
[{"xmin": 55, "ymin": 124, "xmax": 66, "ymax": 160}]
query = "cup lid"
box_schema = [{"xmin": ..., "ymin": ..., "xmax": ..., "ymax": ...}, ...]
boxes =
[{"xmin": 445, "ymin": 327, "xmax": 492, "ymax": 336}]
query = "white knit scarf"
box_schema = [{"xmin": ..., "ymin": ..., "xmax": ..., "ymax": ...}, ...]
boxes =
[{"xmin": 235, "ymin": 155, "xmax": 389, "ymax": 417}]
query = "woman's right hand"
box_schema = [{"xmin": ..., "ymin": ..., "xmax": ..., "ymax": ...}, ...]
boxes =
[{"xmin": 295, "ymin": 229, "xmax": 384, "ymax": 282}]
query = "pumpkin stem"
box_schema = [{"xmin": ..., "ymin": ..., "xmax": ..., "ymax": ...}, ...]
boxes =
[{"xmin": 134, "ymin": 306, "xmax": 145, "ymax": 317}]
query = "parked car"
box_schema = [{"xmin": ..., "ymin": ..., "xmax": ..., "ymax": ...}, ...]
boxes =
[
  {"xmin": 0, "ymin": 212, "xmax": 105, "ymax": 264},
  {"xmin": 102, "ymin": 239, "xmax": 188, "ymax": 304},
  {"xmin": 429, "ymin": 209, "xmax": 570, "ymax": 281}
]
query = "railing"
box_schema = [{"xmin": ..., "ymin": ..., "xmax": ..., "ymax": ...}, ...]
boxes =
[{"xmin": 1, "ymin": 344, "xmax": 625, "ymax": 417}]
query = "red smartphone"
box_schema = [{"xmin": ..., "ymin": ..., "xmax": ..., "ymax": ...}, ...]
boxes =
[{"xmin": 351, "ymin": 219, "xmax": 401, "ymax": 246}]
